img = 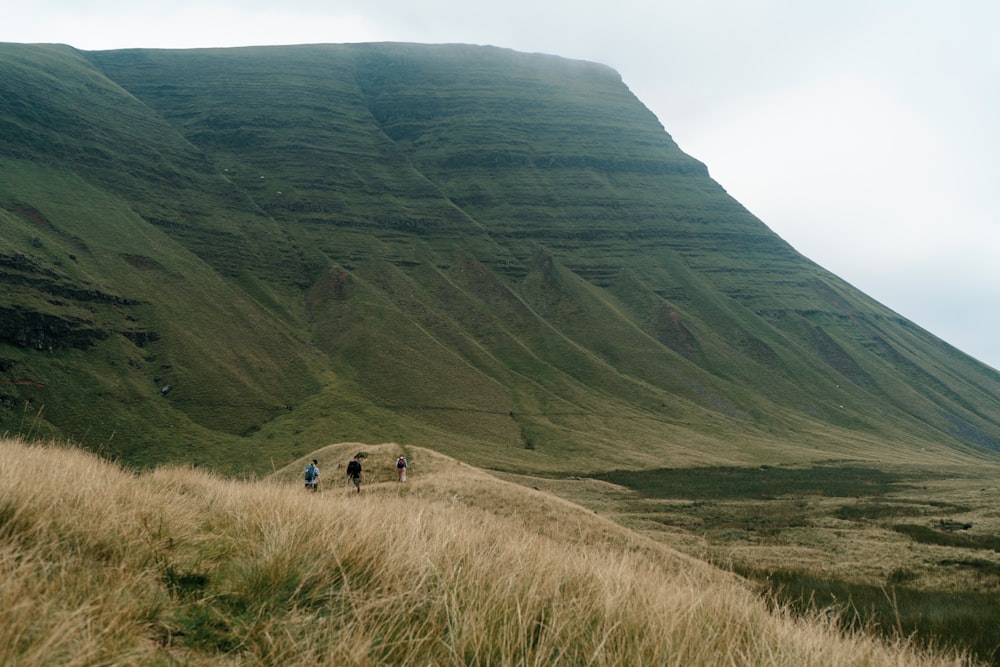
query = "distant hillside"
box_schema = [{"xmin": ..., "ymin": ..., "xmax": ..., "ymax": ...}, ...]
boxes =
[{"xmin": 2, "ymin": 42, "xmax": 999, "ymax": 473}]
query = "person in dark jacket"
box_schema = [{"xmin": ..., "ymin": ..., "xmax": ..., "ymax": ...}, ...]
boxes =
[{"xmin": 346, "ymin": 454, "xmax": 362, "ymax": 493}]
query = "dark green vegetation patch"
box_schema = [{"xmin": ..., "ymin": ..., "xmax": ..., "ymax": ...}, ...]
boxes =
[
  {"xmin": 593, "ymin": 465, "xmax": 909, "ymax": 499},
  {"xmin": 893, "ymin": 523, "xmax": 1000, "ymax": 552},
  {"xmin": 834, "ymin": 500, "xmax": 969, "ymax": 521}
]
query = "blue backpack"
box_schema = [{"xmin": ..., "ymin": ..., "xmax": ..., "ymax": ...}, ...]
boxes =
[{"xmin": 305, "ymin": 465, "xmax": 318, "ymax": 483}]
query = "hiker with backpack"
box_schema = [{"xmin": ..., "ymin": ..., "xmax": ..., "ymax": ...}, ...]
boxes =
[
  {"xmin": 346, "ymin": 454, "xmax": 362, "ymax": 493},
  {"xmin": 304, "ymin": 459, "xmax": 320, "ymax": 492},
  {"xmin": 396, "ymin": 455, "xmax": 408, "ymax": 482}
]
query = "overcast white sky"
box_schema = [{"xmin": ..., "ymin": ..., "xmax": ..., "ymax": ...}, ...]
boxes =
[{"xmin": 5, "ymin": 1, "xmax": 1000, "ymax": 369}]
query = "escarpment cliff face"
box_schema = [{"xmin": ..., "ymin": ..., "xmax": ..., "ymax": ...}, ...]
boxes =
[{"xmin": 1, "ymin": 41, "xmax": 999, "ymax": 472}]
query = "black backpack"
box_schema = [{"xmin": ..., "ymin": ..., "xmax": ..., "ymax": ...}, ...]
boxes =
[{"xmin": 347, "ymin": 460, "xmax": 361, "ymax": 477}]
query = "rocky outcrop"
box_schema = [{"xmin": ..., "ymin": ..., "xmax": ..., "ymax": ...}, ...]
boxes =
[{"xmin": 0, "ymin": 306, "xmax": 109, "ymax": 350}]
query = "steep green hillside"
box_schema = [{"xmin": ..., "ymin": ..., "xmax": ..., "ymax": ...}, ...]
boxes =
[
  {"xmin": 2, "ymin": 42, "xmax": 999, "ymax": 473},
  {"xmin": 0, "ymin": 44, "xmax": 320, "ymax": 463}
]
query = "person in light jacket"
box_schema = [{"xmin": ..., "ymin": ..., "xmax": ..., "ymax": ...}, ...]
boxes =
[{"xmin": 304, "ymin": 459, "xmax": 320, "ymax": 492}]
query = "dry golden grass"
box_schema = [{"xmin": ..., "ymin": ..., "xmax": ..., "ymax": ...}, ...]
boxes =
[
  {"xmin": 0, "ymin": 437, "xmax": 977, "ymax": 665},
  {"xmin": 513, "ymin": 462, "xmax": 1000, "ymax": 592}
]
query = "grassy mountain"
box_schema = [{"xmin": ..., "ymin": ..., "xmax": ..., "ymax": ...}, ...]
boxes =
[{"xmin": 2, "ymin": 42, "xmax": 1000, "ymax": 474}]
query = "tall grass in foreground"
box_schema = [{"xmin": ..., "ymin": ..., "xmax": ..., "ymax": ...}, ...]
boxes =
[{"xmin": 0, "ymin": 438, "xmax": 976, "ymax": 666}]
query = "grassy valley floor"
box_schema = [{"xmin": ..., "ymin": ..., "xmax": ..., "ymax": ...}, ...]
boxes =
[{"xmin": 500, "ymin": 461, "xmax": 1000, "ymax": 664}]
